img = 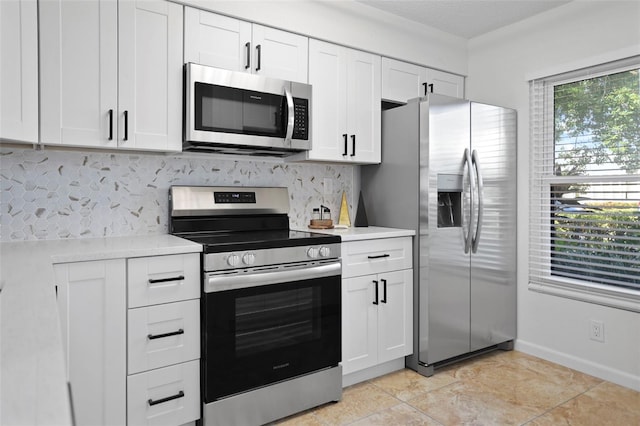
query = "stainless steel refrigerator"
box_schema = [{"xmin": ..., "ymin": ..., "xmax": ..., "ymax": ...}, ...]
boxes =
[{"xmin": 361, "ymin": 94, "xmax": 517, "ymax": 376}]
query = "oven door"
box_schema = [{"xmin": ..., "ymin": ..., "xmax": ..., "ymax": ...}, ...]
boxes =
[{"xmin": 202, "ymin": 261, "xmax": 341, "ymax": 402}]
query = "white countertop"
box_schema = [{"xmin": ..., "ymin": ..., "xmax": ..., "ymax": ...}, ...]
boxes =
[
  {"xmin": 302, "ymin": 226, "xmax": 415, "ymax": 241},
  {"xmin": 0, "ymin": 235, "xmax": 202, "ymax": 426}
]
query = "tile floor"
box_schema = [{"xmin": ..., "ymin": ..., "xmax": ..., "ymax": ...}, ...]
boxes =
[{"xmin": 275, "ymin": 350, "xmax": 640, "ymax": 425}]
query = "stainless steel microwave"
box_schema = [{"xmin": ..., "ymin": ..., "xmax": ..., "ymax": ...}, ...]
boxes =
[{"xmin": 184, "ymin": 63, "xmax": 311, "ymax": 156}]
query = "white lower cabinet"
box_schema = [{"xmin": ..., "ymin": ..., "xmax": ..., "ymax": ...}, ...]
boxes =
[
  {"xmin": 54, "ymin": 259, "xmax": 127, "ymax": 426},
  {"xmin": 128, "ymin": 299, "xmax": 200, "ymax": 375},
  {"xmin": 341, "ymin": 237, "xmax": 413, "ymax": 376},
  {"xmin": 54, "ymin": 252, "xmax": 200, "ymax": 426},
  {"xmin": 127, "ymin": 360, "xmax": 200, "ymax": 426}
]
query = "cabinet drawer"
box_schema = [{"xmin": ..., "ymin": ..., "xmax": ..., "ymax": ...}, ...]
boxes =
[
  {"xmin": 128, "ymin": 253, "xmax": 199, "ymax": 308},
  {"xmin": 127, "ymin": 360, "xmax": 200, "ymax": 426},
  {"xmin": 128, "ymin": 299, "xmax": 200, "ymax": 374},
  {"xmin": 342, "ymin": 237, "xmax": 412, "ymax": 278}
]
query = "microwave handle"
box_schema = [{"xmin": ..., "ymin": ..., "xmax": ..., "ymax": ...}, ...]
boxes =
[{"xmin": 284, "ymin": 87, "xmax": 294, "ymax": 144}]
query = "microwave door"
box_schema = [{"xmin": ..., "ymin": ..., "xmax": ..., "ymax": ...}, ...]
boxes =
[{"xmin": 242, "ymin": 90, "xmax": 287, "ymax": 138}]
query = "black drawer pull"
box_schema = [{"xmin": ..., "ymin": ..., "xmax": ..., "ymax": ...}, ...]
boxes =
[
  {"xmin": 148, "ymin": 275, "xmax": 184, "ymax": 284},
  {"xmin": 367, "ymin": 254, "xmax": 390, "ymax": 259},
  {"xmin": 147, "ymin": 329, "xmax": 184, "ymax": 340},
  {"xmin": 148, "ymin": 390, "xmax": 184, "ymax": 406}
]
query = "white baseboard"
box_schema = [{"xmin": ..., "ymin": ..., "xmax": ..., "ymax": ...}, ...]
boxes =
[
  {"xmin": 342, "ymin": 358, "xmax": 405, "ymax": 387},
  {"xmin": 515, "ymin": 340, "xmax": 640, "ymax": 392}
]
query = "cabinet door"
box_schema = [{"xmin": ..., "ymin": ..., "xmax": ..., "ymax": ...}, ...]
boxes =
[
  {"xmin": 378, "ymin": 269, "xmax": 413, "ymax": 363},
  {"xmin": 426, "ymin": 68, "xmax": 465, "ymax": 99},
  {"xmin": 184, "ymin": 7, "xmax": 251, "ymax": 71},
  {"xmin": 381, "ymin": 57, "xmax": 427, "ymax": 104},
  {"xmin": 0, "ymin": 0, "xmax": 38, "ymax": 143},
  {"xmin": 347, "ymin": 49, "xmax": 381, "ymax": 164},
  {"xmin": 342, "ymin": 276, "xmax": 378, "ymax": 374},
  {"xmin": 39, "ymin": 0, "xmax": 118, "ymax": 148},
  {"xmin": 307, "ymin": 39, "xmax": 348, "ymax": 162},
  {"xmin": 118, "ymin": 0, "xmax": 183, "ymax": 151},
  {"xmin": 54, "ymin": 259, "xmax": 126, "ymax": 426},
  {"xmin": 252, "ymin": 24, "xmax": 308, "ymax": 83}
]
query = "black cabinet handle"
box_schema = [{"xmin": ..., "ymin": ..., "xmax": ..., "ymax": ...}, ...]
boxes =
[
  {"xmin": 372, "ymin": 280, "xmax": 379, "ymax": 305},
  {"xmin": 381, "ymin": 279, "xmax": 387, "ymax": 304},
  {"xmin": 245, "ymin": 42, "xmax": 251, "ymax": 69},
  {"xmin": 367, "ymin": 254, "xmax": 390, "ymax": 259},
  {"xmin": 422, "ymin": 82, "xmax": 434, "ymax": 95},
  {"xmin": 255, "ymin": 44, "xmax": 261, "ymax": 71},
  {"xmin": 148, "ymin": 275, "xmax": 185, "ymax": 284},
  {"xmin": 147, "ymin": 329, "xmax": 184, "ymax": 340},
  {"xmin": 350, "ymin": 134, "xmax": 356, "ymax": 157},
  {"xmin": 108, "ymin": 109, "xmax": 113, "ymax": 140},
  {"xmin": 148, "ymin": 390, "xmax": 184, "ymax": 406},
  {"xmin": 123, "ymin": 110, "xmax": 128, "ymax": 141},
  {"xmin": 342, "ymin": 134, "xmax": 348, "ymax": 156}
]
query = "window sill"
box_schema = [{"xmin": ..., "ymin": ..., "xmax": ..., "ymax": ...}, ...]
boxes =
[{"xmin": 528, "ymin": 278, "xmax": 640, "ymax": 313}]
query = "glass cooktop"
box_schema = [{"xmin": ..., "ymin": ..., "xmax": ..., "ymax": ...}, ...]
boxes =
[{"xmin": 179, "ymin": 229, "xmax": 340, "ymax": 253}]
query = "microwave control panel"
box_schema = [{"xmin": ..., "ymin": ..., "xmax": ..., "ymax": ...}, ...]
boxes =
[{"xmin": 292, "ymin": 98, "xmax": 309, "ymax": 140}]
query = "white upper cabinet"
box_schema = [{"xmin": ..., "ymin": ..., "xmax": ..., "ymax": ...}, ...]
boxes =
[
  {"xmin": 0, "ymin": 0, "xmax": 39, "ymax": 143},
  {"xmin": 40, "ymin": 0, "xmax": 183, "ymax": 151},
  {"xmin": 184, "ymin": 7, "xmax": 308, "ymax": 83},
  {"xmin": 382, "ymin": 58, "xmax": 427, "ymax": 104},
  {"xmin": 382, "ymin": 57, "xmax": 465, "ymax": 103},
  {"xmin": 426, "ymin": 67, "xmax": 465, "ymax": 99},
  {"xmin": 293, "ymin": 39, "xmax": 380, "ymax": 164},
  {"xmin": 118, "ymin": 0, "xmax": 183, "ymax": 151}
]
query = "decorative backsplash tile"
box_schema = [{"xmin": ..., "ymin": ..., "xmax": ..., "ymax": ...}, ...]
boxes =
[{"xmin": 0, "ymin": 147, "xmax": 356, "ymax": 241}]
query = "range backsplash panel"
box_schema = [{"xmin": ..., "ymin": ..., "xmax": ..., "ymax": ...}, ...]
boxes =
[{"xmin": 0, "ymin": 147, "xmax": 354, "ymax": 241}]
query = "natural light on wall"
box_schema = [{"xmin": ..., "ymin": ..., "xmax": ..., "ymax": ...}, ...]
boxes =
[{"xmin": 529, "ymin": 56, "xmax": 640, "ymax": 312}]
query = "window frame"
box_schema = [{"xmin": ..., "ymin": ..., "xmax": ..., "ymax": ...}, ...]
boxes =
[{"xmin": 528, "ymin": 57, "xmax": 640, "ymax": 313}]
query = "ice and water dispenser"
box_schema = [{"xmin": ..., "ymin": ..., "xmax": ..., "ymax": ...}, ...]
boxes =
[{"xmin": 437, "ymin": 174, "xmax": 463, "ymax": 228}]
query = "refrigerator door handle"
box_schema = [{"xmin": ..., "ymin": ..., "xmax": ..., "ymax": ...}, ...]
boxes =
[
  {"xmin": 463, "ymin": 148, "xmax": 475, "ymax": 254},
  {"xmin": 471, "ymin": 149, "xmax": 484, "ymax": 253}
]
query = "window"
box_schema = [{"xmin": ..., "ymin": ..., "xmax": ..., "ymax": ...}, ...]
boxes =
[{"xmin": 529, "ymin": 57, "xmax": 640, "ymax": 311}]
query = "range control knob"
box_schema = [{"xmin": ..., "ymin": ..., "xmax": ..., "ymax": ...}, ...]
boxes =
[
  {"xmin": 307, "ymin": 247, "xmax": 319, "ymax": 259},
  {"xmin": 242, "ymin": 252, "xmax": 256, "ymax": 265},
  {"xmin": 319, "ymin": 246, "xmax": 331, "ymax": 257},
  {"xmin": 227, "ymin": 254, "xmax": 240, "ymax": 267}
]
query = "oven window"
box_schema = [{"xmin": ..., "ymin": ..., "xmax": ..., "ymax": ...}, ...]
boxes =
[
  {"xmin": 235, "ymin": 287, "xmax": 318, "ymax": 357},
  {"xmin": 195, "ymin": 83, "xmax": 286, "ymax": 137}
]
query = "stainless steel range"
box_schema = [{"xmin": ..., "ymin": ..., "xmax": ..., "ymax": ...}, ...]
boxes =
[{"xmin": 169, "ymin": 186, "xmax": 342, "ymax": 426}]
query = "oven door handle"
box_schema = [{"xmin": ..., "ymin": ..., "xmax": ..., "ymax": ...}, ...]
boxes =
[{"xmin": 204, "ymin": 261, "xmax": 341, "ymax": 293}]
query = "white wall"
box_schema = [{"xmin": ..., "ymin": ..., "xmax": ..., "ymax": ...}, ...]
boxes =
[
  {"xmin": 467, "ymin": 1, "xmax": 640, "ymax": 390},
  {"xmin": 180, "ymin": 0, "xmax": 468, "ymax": 75}
]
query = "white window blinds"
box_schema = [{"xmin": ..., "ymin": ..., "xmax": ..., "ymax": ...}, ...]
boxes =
[{"xmin": 529, "ymin": 57, "xmax": 640, "ymax": 310}]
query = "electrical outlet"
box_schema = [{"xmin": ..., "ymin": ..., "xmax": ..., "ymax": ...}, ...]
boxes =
[{"xmin": 589, "ymin": 319, "xmax": 605, "ymax": 343}]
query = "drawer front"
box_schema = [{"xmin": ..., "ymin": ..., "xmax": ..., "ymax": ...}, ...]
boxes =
[
  {"xmin": 342, "ymin": 237, "xmax": 412, "ymax": 278},
  {"xmin": 128, "ymin": 299, "xmax": 200, "ymax": 374},
  {"xmin": 127, "ymin": 360, "xmax": 200, "ymax": 426},
  {"xmin": 128, "ymin": 253, "xmax": 200, "ymax": 308}
]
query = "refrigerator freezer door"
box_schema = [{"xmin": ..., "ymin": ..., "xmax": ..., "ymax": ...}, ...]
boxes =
[
  {"xmin": 469, "ymin": 102, "xmax": 517, "ymax": 351},
  {"xmin": 422, "ymin": 96, "xmax": 472, "ymax": 365}
]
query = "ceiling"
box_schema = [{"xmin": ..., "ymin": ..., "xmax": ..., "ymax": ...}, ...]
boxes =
[{"xmin": 356, "ymin": 0, "xmax": 572, "ymax": 39}]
